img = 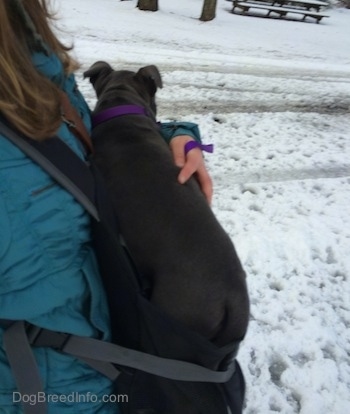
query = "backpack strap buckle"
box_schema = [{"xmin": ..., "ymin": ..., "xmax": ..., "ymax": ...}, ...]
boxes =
[{"xmin": 25, "ymin": 323, "xmax": 71, "ymax": 351}]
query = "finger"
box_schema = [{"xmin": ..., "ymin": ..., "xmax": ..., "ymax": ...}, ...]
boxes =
[
  {"xmin": 177, "ymin": 149, "xmax": 201, "ymax": 184},
  {"xmin": 178, "ymin": 152, "xmax": 213, "ymax": 204},
  {"xmin": 170, "ymin": 138, "xmax": 186, "ymax": 168},
  {"xmin": 196, "ymin": 165, "xmax": 213, "ymax": 205}
]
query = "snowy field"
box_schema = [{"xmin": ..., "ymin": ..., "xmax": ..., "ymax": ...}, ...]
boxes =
[{"xmin": 57, "ymin": 1, "xmax": 350, "ymax": 413}]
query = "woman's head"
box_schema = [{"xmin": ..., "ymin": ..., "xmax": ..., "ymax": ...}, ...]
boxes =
[{"xmin": 0, "ymin": 0, "xmax": 78, "ymax": 140}]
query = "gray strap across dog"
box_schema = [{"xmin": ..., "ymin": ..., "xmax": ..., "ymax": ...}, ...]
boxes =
[
  {"xmin": 62, "ymin": 332, "xmax": 236, "ymax": 383},
  {"xmin": 2, "ymin": 320, "xmax": 236, "ymax": 383},
  {"xmin": 1, "ymin": 318, "xmax": 236, "ymax": 414}
]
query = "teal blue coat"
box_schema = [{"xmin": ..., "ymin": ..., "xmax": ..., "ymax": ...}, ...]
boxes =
[
  {"xmin": 0, "ymin": 51, "xmax": 200, "ymax": 413},
  {"xmin": 0, "ymin": 52, "xmax": 117, "ymax": 413}
]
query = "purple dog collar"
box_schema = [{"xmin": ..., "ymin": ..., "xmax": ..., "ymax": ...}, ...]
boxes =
[
  {"xmin": 92, "ymin": 107, "xmax": 213, "ymax": 158},
  {"xmin": 92, "ymin": 105, "xmax": 149, "ymax": 128},
  {"xmin": 184, "ymin": 141, "xmax": 214, "ymax": 156}
]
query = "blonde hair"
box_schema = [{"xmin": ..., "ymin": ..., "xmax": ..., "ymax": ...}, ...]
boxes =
[{"xmin": 0, "ymin": 0, "xmax": 79, "ymax": 140}]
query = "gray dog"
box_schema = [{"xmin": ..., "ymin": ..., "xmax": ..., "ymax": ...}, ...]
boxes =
[{"xmin": 84, "ymin": 62, "xmax": 249, "ymax": 346}]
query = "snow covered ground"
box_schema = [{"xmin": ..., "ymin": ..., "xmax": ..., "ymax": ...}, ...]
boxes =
[{"xmin": 57, "ymin": 1, "xmax": 350, "ymax": 412}]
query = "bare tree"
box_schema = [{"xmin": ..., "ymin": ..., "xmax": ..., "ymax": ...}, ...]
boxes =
[
  {"xmin": 200, "ymin": 0, "xmax": 217, "ymax": 21},
  {"xmin": 136, "ymin": 0, "xmax": 217, "ymax": 21},
  {"xmin": 137, "ymin": 0, "xmax": 158, "ymax": 11}
]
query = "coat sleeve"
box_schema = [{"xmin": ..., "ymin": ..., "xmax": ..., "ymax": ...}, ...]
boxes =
[{"xmin": 159, "ymin": 121, "xmax": 202, "ymax": 144}]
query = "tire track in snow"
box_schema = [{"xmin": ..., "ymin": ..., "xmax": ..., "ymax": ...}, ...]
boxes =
[
  {"xmin": 155, "ymin": 68, "xmax": 350, "ymax": 117},
  {"xmin": 215, "ymin": 166, "xmax": 350, "ymax": 185},
  {"xmin": 158, "ymin": 101, "xmax": 350, "ymax": 117}
]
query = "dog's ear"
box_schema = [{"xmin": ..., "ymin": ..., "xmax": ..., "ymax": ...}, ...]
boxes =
[
  {"xmin": 136, "ymin": 65, "xmax": 163, "ymax": 96},
  {"xmin": 83, "ymin": 61, "xmax": 113, "ymax": 95}
]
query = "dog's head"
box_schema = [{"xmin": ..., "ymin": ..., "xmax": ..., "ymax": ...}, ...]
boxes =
[{"xmin": 83, "ymin": 61, "xmax": 163, "ymax": 115}]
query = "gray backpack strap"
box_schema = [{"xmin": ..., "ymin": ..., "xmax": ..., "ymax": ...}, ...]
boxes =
[
  {"xmin": 2, "ymin": 321, "xmax": 47, "ymax": 414},
  {"xmin": 3, "ymin": 321, "xmax": 236, "ymax": 383},
  {"xmin": 1, "ymin": 319, "xmax": 121, "ymax": 414},
  {"xmin": 62, "ymin": 333, "xmax": 236, "ymax": 383},
  {"xmin": 0, "ymin": 120, "xmax": 99, "ymax": 221},
  {"xmin": 1, "ymin": 319, "xmax": 236, "ymax": 414}
]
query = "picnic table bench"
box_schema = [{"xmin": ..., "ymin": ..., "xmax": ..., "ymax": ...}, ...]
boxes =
[
  {"xmin": 232, "ymin": 0, "xmax": 330, "ymax": 23},
  {"xmin": 255, "ymin": 0, "xmax": 328, "ymax": 12}
]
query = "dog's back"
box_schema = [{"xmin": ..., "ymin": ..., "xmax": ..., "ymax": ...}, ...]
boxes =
[{"xmin": 85, "ymin": 62, "xmax": 249, "ymax": 346}]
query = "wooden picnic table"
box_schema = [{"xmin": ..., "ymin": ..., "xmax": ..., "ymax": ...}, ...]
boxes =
[
  {"xmin": 232, "ymin": 0, "xmax": 329, "ymax": 23},
  {"xmin": 259, "ymin": 0, "xmax": 328, "ymax": 12}
]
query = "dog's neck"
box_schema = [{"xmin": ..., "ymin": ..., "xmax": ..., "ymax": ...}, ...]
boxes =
[{"xmin": 91, "ymin": 104, "xmax": 154, "ymax": 129}]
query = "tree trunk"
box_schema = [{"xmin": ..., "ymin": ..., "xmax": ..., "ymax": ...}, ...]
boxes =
[
  {"xmin": 137, "ymin": 0, "xmax": 158, "ymax": 11},
  {"xmin": 200, "ymin": 0, "xmax": 217, "ymax": 21}
]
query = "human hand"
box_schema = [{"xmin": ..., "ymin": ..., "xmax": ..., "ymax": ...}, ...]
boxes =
[{"xmin": 169, "ymin": 135, "xmax": 213, "ymax": 204}]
